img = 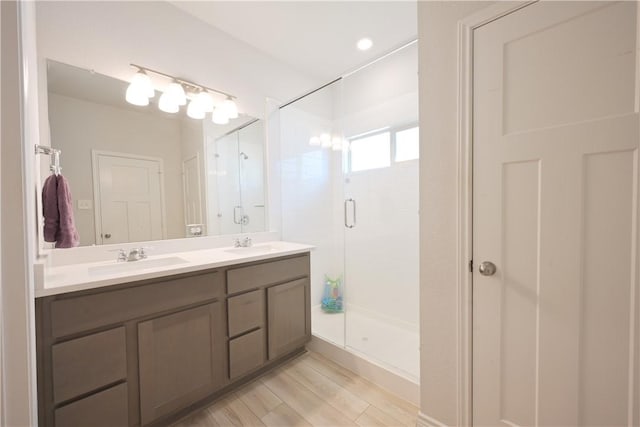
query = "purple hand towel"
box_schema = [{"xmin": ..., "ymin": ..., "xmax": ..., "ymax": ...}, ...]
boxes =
[
  {"xmin": 42, "ymin": 174, "xmax": 59, "ymax": 243},
  {"xmin": 54, "ymin": 175, "xmax": 79, "ymax": 248}
]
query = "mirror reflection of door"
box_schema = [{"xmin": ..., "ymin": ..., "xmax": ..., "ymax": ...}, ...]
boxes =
[
  {"xmin": 93, "ymin": 151, "xmax": 165, "ymax": 245},
  {"xmin": 182, "ymin": 154, "xmax": 204, "ymax": 231}
]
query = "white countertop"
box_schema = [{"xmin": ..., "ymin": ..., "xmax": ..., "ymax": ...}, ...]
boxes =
[{"xmin": 37, "ymin": 241, "xmax": 314, "ymax": 298}]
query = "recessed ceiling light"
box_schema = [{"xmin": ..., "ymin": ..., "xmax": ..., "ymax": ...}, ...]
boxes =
[{"xmin": 357, "ymin": 38, "xmax": 373, "ymax": 51}]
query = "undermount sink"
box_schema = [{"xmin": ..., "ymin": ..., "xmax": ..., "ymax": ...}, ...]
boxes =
[
  {"xmin": 88, "ymin": 256, "xmax": 188, "ymax": 276},
  {"xmin": 224, "ymin": 244, "xmax": 279, "ymax": 256}
]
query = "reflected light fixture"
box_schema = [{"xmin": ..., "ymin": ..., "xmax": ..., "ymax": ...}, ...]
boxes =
[
  {"xmin": 125, "ymin": 84, "xmax": 150, "ymax": 106},
  {"xmin": 309, "ymin": 136, "xmax": 321, "ymax": 146},
  {"xmin": 124, "ymin": 64, "xmax": 239, "ymax": 124},
  {"xmin": 223, "ymin": 97, "xmax": 239, "ymax": 119},
  {"xmin": 357, "ymin": 38, "xmax": 373, "ymax": 51},
  {"xmin": 212, "ymin": 107, "xmax": 229, "ymax": 125},
  {"xmin": 320, "ymin": 133, "xmax": 332, "ymax": 148}
]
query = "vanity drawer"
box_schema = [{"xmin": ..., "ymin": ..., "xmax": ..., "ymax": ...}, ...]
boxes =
[
  {"xmin": 227, "ymin": 254, "xmax": 309, "ymax": 295},
  {"xmin": 228, "ymin": 290, "xmax": 264, "ymax": 337},
  {"xmin": 50, "ymin": 271, "xmax": 222, "ymax": 338},
  {"xmin": 55, "ymin": 382, "xmax": 128, "ymax": 427},
  {"xmin": 52, "ymin": 327, "xmax": 127, "ymax": 404},
  {"xmin": 229, "ymin": 328, "xmax": 265, "ymax": 379}
]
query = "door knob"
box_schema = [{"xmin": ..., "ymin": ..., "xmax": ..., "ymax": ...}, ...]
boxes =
[
  {"xmin": 104, "ymin": 233, "xmax": 111, "ymax": 239},
  {"xmin": 478, "ymin": 261, "xmax": 496, "ymax": 276}
]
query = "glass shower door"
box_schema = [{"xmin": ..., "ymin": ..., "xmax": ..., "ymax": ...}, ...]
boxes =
[
  {"xmin": 342, "ymin": 42, "xmax": 420, "ymax": 381},
  {"xmin": 279, "ymin": 80, "xmax": 346, "ymax": 347}
]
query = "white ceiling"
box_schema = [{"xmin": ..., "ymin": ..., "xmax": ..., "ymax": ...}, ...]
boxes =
[{"xmin": 169, "ymin": 1, "xmax": 418, "ymax": 82}]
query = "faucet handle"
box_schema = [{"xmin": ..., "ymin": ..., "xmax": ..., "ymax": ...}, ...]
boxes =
[
  {"xmin": 242, "ymin": 237, "xmax": 252, "ymax": 247},
  {"xmin": 108, "ymin": 248, "xmax": 128, "ymax": 262},
  {"xmin": 233, "ymin": 237, "xmax": 241, "ymax": 248},
  {"xmin": 138, "ymin": 246, "xmax": 153, "ymax": 259}
]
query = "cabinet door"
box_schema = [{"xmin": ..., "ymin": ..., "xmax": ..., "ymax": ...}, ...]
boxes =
[
  {"xmin": 267, "ymin": 278, "xmax": 310, "ymax": 360},
  {"xmin": 138, "ymin": 302, "xmax": 226, "ymax": 425}
]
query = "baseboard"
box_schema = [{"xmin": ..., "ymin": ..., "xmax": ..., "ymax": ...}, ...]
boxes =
[
  {"xmin": 306, "ymin": 335, "xmax": 420, "ymax": 406},
  {"xmin": 417, "ymin": 412, "xmax": 448, "ymax": 427}
]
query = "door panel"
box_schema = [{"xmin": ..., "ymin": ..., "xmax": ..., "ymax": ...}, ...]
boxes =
[
  {"xmin": 137, "ymin": 302, "xmax": 226, "ymax": 425},
  {"xmin": 473, "ymin": 2, "xmax": 640, "ymax": 426}
]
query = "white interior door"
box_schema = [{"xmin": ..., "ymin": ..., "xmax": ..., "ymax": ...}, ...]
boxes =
[
  {"xmin": 94, "ymin": 152, "xmax": 165, "ymax": 245},
  {"xmin": 182, "ymin": 154, "xmax": 203, "ymax": 227},
  {"xmin": 473, "ymin": 2, "xmax": 640, "ymax": 426}
]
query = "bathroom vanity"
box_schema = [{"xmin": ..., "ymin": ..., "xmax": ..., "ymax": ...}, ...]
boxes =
[{"xmin": 35, "ymin": 247, "xmax": 311, "ymax": 427}]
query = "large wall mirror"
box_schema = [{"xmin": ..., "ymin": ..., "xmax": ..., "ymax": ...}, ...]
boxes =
[{"xmin": 45, "ymin": 60, "xmax": 267, "ymax": 247}]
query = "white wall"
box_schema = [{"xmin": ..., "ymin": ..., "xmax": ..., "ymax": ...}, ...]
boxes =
[
  {"xmin": 34, "ymin": 1, "xmax": 319, "ymax": 120},
  {"xmin": 417, "ymin": 2, "xmax": 493, "ymax": 426},
  {"xmin": 1, "ymin": 1, "xmax": 38, "ymax": 425},
  {"xmin": 48, "ymin": 93, "xmax": 186, "ymax": 245}
]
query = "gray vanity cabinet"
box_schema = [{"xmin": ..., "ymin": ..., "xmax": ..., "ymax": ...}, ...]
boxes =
[
  {"xmin": 36, "ymin": 252, "xmax": 310, "ymax": 427},
  {"xmin": 138, "ymin": 301, "xmax": 226, "ymax": 425}
]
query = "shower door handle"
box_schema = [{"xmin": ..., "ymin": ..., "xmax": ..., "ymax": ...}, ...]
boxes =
[{"xmin": 344, "ymin": 198, "xmax": 356, "ymax": 228}]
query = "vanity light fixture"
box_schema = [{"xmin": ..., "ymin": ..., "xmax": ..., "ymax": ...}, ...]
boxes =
[
  {"xmin": 165, "ymin": 81, "xmax": 187, "ymax": 106},
  {"xmin": 158, "ymin": 92, "xmax": 180, "ymax": 113},
  {"xmin": 125, "ymin": 64, "xmax": 239, "ymax": 124},
  {"xmin": 187, "ymin": 98, "xmax": 206, "ymax": 119},
  {"xmin": 223, "ymin": 96, "xmax": 239, "ymax": 119}
]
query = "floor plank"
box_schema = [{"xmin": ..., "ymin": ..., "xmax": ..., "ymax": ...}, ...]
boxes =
[
  {"xmin": 284, "ymin": 356, "xmax": 369, "ymax": 421},
  {"xmin": 236, "ymin": 380, "xmax": 283, "ymax": 419},
  {"xmin": 172, "ymin": 351, "xmax": 417, "ymax": 427},
  {"xmin": 208, "ymin": 396, "xmax": 266, "ymax": 427},
  {"xmin": 303, "ymin": 353, "xmax": 418, "ymax": 427},
  {"xmin": 261, "ymin": 403, "xmax": 313, "ymax": 427},
  {"xmin": 355, "ymin": 405, "xmax": 404, "ymax": 427},
  {"xmin": 261, "ymin": 369, "xmax": 359, "ymax": 427}
]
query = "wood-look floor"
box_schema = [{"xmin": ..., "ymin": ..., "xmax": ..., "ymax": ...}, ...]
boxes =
[{"xmin": 172, "ymin": 351, "xmax": 418, "ymax": 427}]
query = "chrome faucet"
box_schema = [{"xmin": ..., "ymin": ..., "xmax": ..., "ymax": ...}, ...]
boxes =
[
  {"xmin": 116, "ymin": 247, "xmax": 149, "ymax": 262},
  {"xmin": 233, "ymin": 237, "xmax": 252, "ymax": 248}
]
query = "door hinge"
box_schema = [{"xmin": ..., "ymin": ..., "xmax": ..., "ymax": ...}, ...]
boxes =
[{"xmin": 469, "ymin": 259, "xmax": 473, "ymax": 273}]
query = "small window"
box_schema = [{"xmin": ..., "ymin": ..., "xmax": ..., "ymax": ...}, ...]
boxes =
[
  {"xmin": 395, "ymin": 127, "xmax": 419, "ymax": 162},
  {"xmin": 349, "ymin": 132, "xmax": 391, "ymax": 172}
]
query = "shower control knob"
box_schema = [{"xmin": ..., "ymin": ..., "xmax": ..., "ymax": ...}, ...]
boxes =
[{"xmin": 478, "ymin": 261, "xmax": 496, "ymax": 276}]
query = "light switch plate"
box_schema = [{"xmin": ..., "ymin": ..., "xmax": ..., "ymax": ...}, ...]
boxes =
[
  {"xmin": 186, "ymin": 223, "xmax": 205, "ymax": 237},
  {"xmin": 78, "ymin": 199, "xmax": 93, "ymax": 210}
]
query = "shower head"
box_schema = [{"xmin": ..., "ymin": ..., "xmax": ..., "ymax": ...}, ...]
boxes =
[{"xmin": 239, "ymin": 152, "xmax": 248, "ymax": 160}]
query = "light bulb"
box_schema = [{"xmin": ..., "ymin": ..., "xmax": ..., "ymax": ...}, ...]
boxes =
[
  {"xmin": 222, "ymin": 97, "xmax": 238, "ymax": 119},
  {"xmin": 357, "ymin": 38, "xmax": 373, "ymax": 51},
  {"xmin": 187, "ymin": 98, "xmax": 205, "ymax": 119},
  {"xmin": 320, "ymin": 133, "xmax": 331, "ymax": 148},
  {"xmin": 212, "ymin": 107, "xmax": 229, "ymax": 125},
  {"xmin": 309, "ymin": 136, "xmax": 321, "ymax": 146},
  {"xmin": 125, "ymin": 84, "xmax": 149, "ymax": 106},
  {"xmin": 165, "ymin": 82, "xmax": 187, "ymax": 106},
  {"xmin": 196, "ymin": 91, "xmax": 215, "ymax": 112},
  {"xmin": 331, "ymin": 137, "xmax": 343, "ymax": 151},
  {"xmin": 130, "ymin": 70, "xmax": 154, "ymax": 98},
  {"xmin": 158, "ymin": 92, "xmax": 179, "ymax": 113}
]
